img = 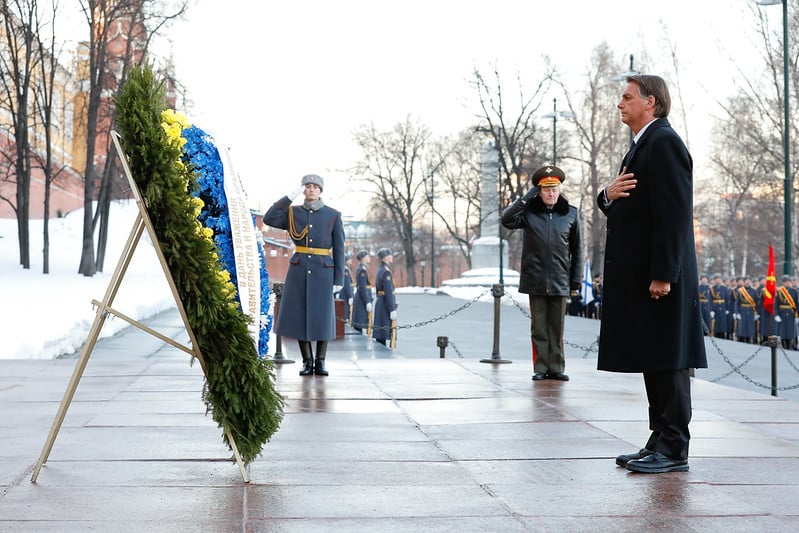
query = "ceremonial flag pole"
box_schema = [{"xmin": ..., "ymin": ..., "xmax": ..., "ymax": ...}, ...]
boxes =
[
  {"xmin": 764, "ymin": 244, "xmax": 776, "ymax": 315},
  {"xmin": 581, "ymin": 259, "xmax": 592, "ymax": 306}
]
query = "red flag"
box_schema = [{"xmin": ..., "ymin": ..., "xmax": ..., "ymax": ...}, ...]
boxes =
[{"xmin": 764, "ymin": 244, "xmax": 776, "ymax": 314}]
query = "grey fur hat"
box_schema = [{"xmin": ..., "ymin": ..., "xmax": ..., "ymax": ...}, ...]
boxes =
[
  {"xmin": 377, "ymin": 248, "xmax": 393, "ymax": 259},
  {"xmin": 301, "ymin": 173, "xmax": 324, "ymax": 191}
]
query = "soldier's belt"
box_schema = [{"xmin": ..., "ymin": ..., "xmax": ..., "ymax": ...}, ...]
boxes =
[
  {"xmin": 377, "ymin": 290, "xmax": 385, "ymax": 296},
  {"xmin": 779, "ymin": 305, "xmax": 794, "ymax": 308},
  {"xmin": 699, "ymin": 298, "xmax": 708, "ymax": 302},
  {"xmin": 712, "ymin": 299, "xmax": 726, "ymax": 303},
  {"xmin": 741, "ymin": 304, "xmax": 755, "ymax": 308},
  {"xmin": 294, "ymin": 246, "xmax": 331, "ymax": 256}
]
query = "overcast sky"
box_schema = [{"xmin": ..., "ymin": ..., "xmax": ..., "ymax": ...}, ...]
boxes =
[{"xmin": 165, "ymin": 0, "xmax": 770, "ymax": 216}]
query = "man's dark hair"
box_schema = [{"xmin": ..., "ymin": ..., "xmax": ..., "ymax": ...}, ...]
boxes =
[{"xmin": 627, "ymin": 74, "xmax": 671, "ymax": 118}]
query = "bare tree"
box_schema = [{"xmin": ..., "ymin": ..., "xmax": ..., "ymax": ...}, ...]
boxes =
[
  {"xmin": 469, "ymin": 65, "xmax": 551, "ymax": 204},
  {"xmin": 31, "ymin": 0, "xmax": 69, "ymax": 274},
  {"xmin": 94, "ymin": 0, "xmax": 188, "ymax": 272},
  {"xmin": 352, "ymin": 117, "xmax": 446, "ymax": 287},
  {"xmin": 553, "ymin": 43, "xmax": 629, "ymax": 272},
  {"xmin": 468, "ymin": 64, "xmax": 551, "ymax": 267},
  {"xmin": 76, "ymin": 0, "xmax": 188, "ymax": 276},
  {"xmin": 698, "ymin": 2, "xmax": 799, "ymax": 276},
  {"xmin": 698, "ymin": 94, "xmax": 783, "ymax": 276},
  {"xmin": 425, "ymin": 128, "xmax": 483, "ymax": 268},
  {"xmin": 0, "ymin": 0, "xmax": 42, "ymax": 269}
]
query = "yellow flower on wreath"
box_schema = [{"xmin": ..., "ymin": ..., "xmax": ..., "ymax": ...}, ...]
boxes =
[{"xmin": 161, "ymin": 109, "xmax": 190, "ymax": 149}]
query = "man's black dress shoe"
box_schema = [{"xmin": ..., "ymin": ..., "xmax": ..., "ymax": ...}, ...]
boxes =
[
  {"xmin": 625, "ymin": 452, "xmax": 688, "ymax": 473},
  {"xmin": 547, "ymin": 372, "xmax": 569, "ymax": 381},
  {"xmin": 532, "ymin": 372, "xmax": 547, "ymax": 381},
  {"xmin": 615, "ymin": 448, "xmax": 653, "ymax": 467}
]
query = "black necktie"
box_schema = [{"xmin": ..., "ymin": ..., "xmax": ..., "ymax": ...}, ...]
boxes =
[{"xmin": 623, "ymin": 139, "xmax": 636, "ymax": 167}]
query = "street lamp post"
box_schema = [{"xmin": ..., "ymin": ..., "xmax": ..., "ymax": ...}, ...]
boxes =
[
  {"xmin": 428, "ymin": 179, "xmax": 436, "ymax": 287},
  {"xmin": 757, "ymin": 0, "xmax": 792, "ymax": 276},
  {"xmin": 420, "ymin": 260, "xmax": 426, "ymax": 288},
  {"xmin": 542, "ymin": 97, "xmax": 575, "ymax": 165},
  {"xmin": 498, "ymin": 167, "xmax": 505, "ymax": 285}
]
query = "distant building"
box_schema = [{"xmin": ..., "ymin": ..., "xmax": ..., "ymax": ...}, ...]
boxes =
[{"xmin": 0, "ymin": 2, "xmax": 174, "ymax": 220}]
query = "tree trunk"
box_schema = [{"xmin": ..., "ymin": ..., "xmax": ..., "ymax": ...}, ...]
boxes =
[{"xmin": 15, "ymin": 108, "xmax": 30, "ymax": 270}]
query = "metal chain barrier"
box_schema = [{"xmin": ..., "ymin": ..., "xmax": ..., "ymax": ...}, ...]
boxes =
[
  {"xmin": 703, "ymin": 332, "xmax": 763, "ymax": 383},
  {"xmin": 447, "ymin": 340, "xmax": 465, "ymax": 359},
  {"xmin": 781, "ymin": 345, "xmax": 799, "ymax": 374},
  {"xmin": 701, "ymin": 320, "xmax": 799, "ymax": 391},
  {"xmin": 396, "ymin": 288, "xmax": 492, "ymax": 330},
  {"xmin": 363, "ymin": 288, "xmax": 493, "ymax": 334}
]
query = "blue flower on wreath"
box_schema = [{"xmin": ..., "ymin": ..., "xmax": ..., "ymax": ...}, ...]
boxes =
[{"xmin": 181, "ymin": 125, "xmax": 272, "ymax": 358}]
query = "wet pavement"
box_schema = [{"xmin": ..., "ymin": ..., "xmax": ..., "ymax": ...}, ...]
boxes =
[{"xmin": 2, "ymin": 293, "xmax": 799, "ymax": 531}]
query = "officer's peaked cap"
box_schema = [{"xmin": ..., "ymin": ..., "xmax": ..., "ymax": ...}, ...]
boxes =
[{"xmin": 532, "ymin": 165, "xmax": 565, "ymax": 188}]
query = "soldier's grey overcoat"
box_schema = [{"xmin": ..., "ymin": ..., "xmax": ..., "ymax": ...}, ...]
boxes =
[
  {"xmin": 776, "ymin": 285, "xmax": 799, "ymax": 342},
  {"xmin": 352, "ymin": 262, "xmax": 373, "ymax": 330},
  {"xmin": 372, "ymin": 262, "xmax": 397, "ymax": 342},
  {"xmin": 264, "ymin": 196, "xmax": 345, "ymax": 341}
]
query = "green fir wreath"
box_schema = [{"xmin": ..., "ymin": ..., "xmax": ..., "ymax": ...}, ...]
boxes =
[{"xmin": 114, "ymin": 65, "xmax": 283, "ymax": 464}]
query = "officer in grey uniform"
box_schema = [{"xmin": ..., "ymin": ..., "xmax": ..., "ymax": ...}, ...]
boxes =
[
  {"xmin": 775, "ymin": 275, "xmax": 799, "ymax": 350},
  {"xmin": 351, "ymin": 250, "xmax": 373, "ymax": 333},
  {"xmin": 734, "ymin": 276, "xmax": 758, "ymax": 344},
  {"xmin": 335, "ymin": 253, "xmax": 354, "ymax": 324},
  {"xmin": 263, "ymin": 174, "xmax": 345, "ymax": 376},
  {"xmin": 372, "ymin": 248, "xmax": 397, "ymax": 346},
  {"xmin": 698, "ymin": 274, "xmax": 711, "ymax": 335},
  {"xmin": 709, "ymin": 273, "xmax": 730, "ymax": 339}
]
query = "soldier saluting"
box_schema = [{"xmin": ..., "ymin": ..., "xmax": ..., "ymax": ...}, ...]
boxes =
[{"xmin": 263, "ymin": 174, "xmax": 345, "ymax": 376}]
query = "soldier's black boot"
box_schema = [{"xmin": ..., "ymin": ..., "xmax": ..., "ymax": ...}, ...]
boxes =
[
  {"xmin": 298, "ymin": 340, "xmax": 314, "ymax": 376},
  {"xmin": 314, "ymin": 341, "xmax": 329, "ymax": 376}
]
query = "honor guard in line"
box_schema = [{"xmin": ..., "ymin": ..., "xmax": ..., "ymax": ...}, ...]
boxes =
[
  {"xmin": 709, "ymin": 273, "xmax": 730, "ymax": 339},
  {"xmin": 728, "ymin": 277, "xmax": 739, "ymax": 338},
  {"xmin": 587, "ymin": 274, "xmax": 603, "ymax": 319},
  {"xmin": 775, "ymin": 275, "xmax": 799, "ymax": 350},
  {"xmin": 335, "ymin": 253, "xmax": 354, "ymax": 323},
  {"xmin": 372, "ymin": 248, "xmax": 398, "ymax": 347},
  {"xmin": 351, "ymin": 250, "xmax": 373, "ymax": 334},
  {"xmin": 263, "ymin": 174, "xmax": 345, "ymax": 376},
  {"xmin": 698, "ymin": 274, "xmax": 711, "ymax": 335},
  {"xmin": 756, "ymin": 276, "xmax": 767, "ymax": 344},
  {"xmin": 734, "ymin": 276, "xmax": 758, "ymax": 344}
]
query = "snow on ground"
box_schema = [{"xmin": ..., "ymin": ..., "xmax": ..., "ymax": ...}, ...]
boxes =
[{"xmin": 1, "ymin": 201, "xmax": 173, "ymax": 359}]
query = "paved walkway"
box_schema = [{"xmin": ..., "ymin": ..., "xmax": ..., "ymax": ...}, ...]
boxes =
[{"xmin": 2, "ymin": 293, "xmax": 799, "ymax": 531}]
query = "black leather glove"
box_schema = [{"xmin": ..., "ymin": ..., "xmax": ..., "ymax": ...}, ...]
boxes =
[{"xmin": 521, "ymin": 186, "xmax": 539, "ymax": 202}]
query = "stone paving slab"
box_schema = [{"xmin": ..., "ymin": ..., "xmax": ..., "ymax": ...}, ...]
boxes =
[{"xmin": 2, "ymin": 301, "xmax": 799, "ymax": 531}]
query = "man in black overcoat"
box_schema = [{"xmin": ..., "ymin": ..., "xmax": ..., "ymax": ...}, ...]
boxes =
[{"xmin": 597, "ymin": 74, "xmax": 707, "ymax": 474}]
